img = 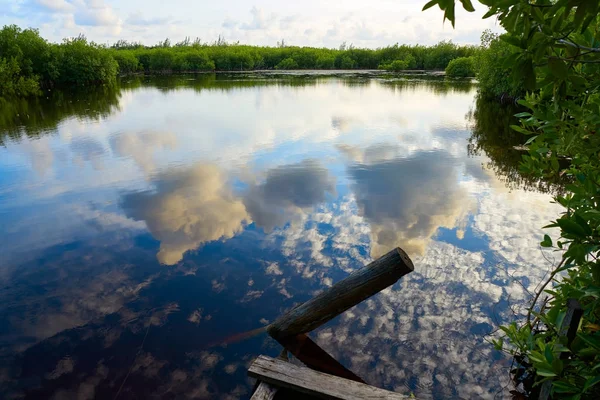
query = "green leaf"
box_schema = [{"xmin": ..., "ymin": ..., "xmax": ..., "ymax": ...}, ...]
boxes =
[
  {"xmin": 501, "ymin": 34, "xmax": 522, "ymax": 48},
  {"xmin": 459, "ymin": 0, "xmax": 475, "ymax": 12},
  {"xmin": 525, "ymin": 135, "xmax": 538, "ymax": 145},
  {"xmin": 444, "ymin": 4, "xmax": 456, "ymax": 27},
  {"xmin": 553, "ymin": 380, "xmax": 578, "ymax": 394},
  {"xmin": 556, "ymin": 218, "xmax": 587, "ymax": 237},
  {"xmin": 548, "ymin": 58, "xmax": 569, "ymax": 79},
  {"xmin": 514, "ymin": 112, "xmax": 532, "ymax": 118},
  {"xmin": 537, "ymin": 368, "xmax": 557, "ymax": 377},
  {"xmin": 584, "ymin": 375, "xmax": 600, "ymax": 392},
  {"xmin": 541, "ymin": 234, "xmax": 553, "ymax": 247},
  {"xmin": 578, "ymin": 333, "xmax": 600, "ymax": 350},
  {"xmin": 510, "ymin": 124, "xmax": 531, "ymax": 134},
  {"xmin": 422, "ymin": 0, "xmax": 438, "ymax": 11}
]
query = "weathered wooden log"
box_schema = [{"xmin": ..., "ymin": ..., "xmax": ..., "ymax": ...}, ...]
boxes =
[
  {"xmin": 267, "ymin": 247, "xmax": 413, "ymax": 340},
  {"xmin": 538, "ymin": 299, "xmax": 583, "ymax": 400},
  {"xmin": 278, "ymin": 333, "xmax": 365, "ymax": 383},
  {"xmin": 250, "ymin": 382, "xmax": 278, "ymax": 400},
  {"xmin": 249, "ymin": 355, "xmax": 409, "ymax": 399}
]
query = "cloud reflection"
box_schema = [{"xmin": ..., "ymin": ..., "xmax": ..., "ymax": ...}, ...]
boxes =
[
  {"xmin": 345, "ymin": 146, "xmax": 473, "ymax": 257},
  {"xmin": 244, "ymin": 159, "xmax": 336, "ymax": 232},
  {"xmin": 122, "ymin": 164, "xmax": 248, "ymax": 265},
  {"xmin": 109, "ymin": 131, "xmax": 177, "ymax": 174},
  {"xmin": 122, "ymin": 159, "xmax": 335, "ymax": 265}
]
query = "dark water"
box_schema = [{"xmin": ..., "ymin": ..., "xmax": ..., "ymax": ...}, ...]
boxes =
[{"xmin": 0, "ymin": 74, "xmax": 561, "ymax": 399}]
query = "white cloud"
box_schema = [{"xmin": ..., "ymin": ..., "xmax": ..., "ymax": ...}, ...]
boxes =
[{"xmin": 1, "ymin": 1, "xmax": 503, "ymax": 46}]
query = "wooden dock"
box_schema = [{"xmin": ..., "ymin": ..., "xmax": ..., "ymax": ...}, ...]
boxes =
[{"xmin": 247, "ymin": 247, "xmax": 414, "ymax": 399}]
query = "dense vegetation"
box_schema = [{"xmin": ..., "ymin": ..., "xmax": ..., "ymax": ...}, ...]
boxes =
[
  {"xmin": 0, "ymin": 26, "xmax": 118, "ymax": 97},
  {"xmin": 426, "ymin": 0, "xmax": 600, "ymax": 398},
  {"xmin": 0, "ymin": 24, "xmax": 481, "ymax": 98},
  {"xmin": 445, "ymin": 56, "xmax": 476, "ymax": 77},
  {"xmin": 108, "ymin": 39, "xmax": 478, "ymax": 73}
]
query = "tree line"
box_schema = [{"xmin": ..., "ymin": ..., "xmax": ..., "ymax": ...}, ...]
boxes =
[{"xmin": 0, "ymin": 24, "xmax": 480, "ymax": 98}]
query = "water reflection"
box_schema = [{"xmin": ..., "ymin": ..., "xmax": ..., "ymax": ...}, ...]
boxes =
[
  {"xmin": 0, "ymin": 74, "xmax": 563, "ymax": 400},
  {"xmin": 0, "ymin": 86, "xmax": 122, "ymax": 144},
  {"xmin": 122, "ymin": 164, "xmax": 248, "ymax": 265},
  {"xmin": 244, "ymin": 159, "xmax": 335, "ymax": 232},
  {"xmin": 344, "ymin": 147, "xmax": 472, "ymax": 257},
  {"xmin": 467, "ymin": 95, "xmax": 566, "ymax": 193}
]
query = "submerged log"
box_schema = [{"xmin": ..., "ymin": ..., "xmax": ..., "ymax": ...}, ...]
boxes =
[{"xmin": 267, "ymin": 247, "xmax": 414, "ymax": 340}]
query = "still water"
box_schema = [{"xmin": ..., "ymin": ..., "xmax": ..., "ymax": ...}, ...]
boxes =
[{"xmin": 0, "ymin": 74, "xmax": 561, "ymax": 399}]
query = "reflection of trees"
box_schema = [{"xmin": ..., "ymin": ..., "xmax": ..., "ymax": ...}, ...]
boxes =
[
  {"xmin": 1, "ymin": 73, "xmax": 474, "ymax": 146},
  {"xmin": 121, "ymin": 72, "xmax": 474, "ymax": 95},
  {"xmin": 0, "ymin": 86, "xmax": 122, "ymax": 145},
  {"xmin": 467, "ymin": 95, "xmax": 565, "ymax": 193},
  {"xmin": 379, "ymin": 75, "xmax": 475, "ymax": 95}
]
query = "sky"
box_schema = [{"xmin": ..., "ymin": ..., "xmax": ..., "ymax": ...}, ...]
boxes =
[{"xmin": 1, "ymin": 0, "xmax": 503, "ymax": 47}]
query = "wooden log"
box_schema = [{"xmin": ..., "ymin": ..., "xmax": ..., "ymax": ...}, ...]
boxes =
[
  {"xmin": 248, "ymin": 355, "xmax": 409, "ymax": 399},
  {"xmin": 267, "ymin": 247, "xmax": 413, "ymax": 340},
  {"xmin": 278, "ymin": 333, "xmax": 365, "ymax": 383},
  {"xmin": 250, "ymin": 382, "xmax": 278, "ymax": 400},
  {"xmin": 538, "ymin": 299, "xmax": 583, "ymax": 400}
]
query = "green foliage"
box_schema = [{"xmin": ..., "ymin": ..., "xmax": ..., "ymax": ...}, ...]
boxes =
[
  {"xmin": 112, "ymin": 39, "xmax": 477, "ymax": 72},
  {"xmin": 0, "ymin": 25, "xmax": 118, "ymax": 97},
  {"xmin": 275, "ymin": 57, "xmax": 298, "ymax": 70},
  {"xmin": 380, "ymin": 59, "xmax": 410, "ymax": 71},
  {"xmin": 1, "ymin": 23, "xmax": 480, "ymax": 96},
  {"xmin": 475, "ymin": 30, "xmax": 523, "ymax": 98},
  {"xmin": 55, "ymin": 36, "xmax": 118, "ymax": 86},
  {"xmin": 426, "ymin": 1, "xmax": 600, "ymax": 397},
  {"xmin": 445, "ymin": 56, "xmax": 475, "ymax": 77},
  {"xmin": 112, "ymin": 50, "xmax": 140, "ymax": 74},
  {"xmin": 0, "ymin": 57, "xmax": 40, "ymax": 97}
]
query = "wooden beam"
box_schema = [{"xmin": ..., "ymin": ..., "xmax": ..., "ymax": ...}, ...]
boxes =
[
  {"xmin": 538, "ymin": 299, "xmax": 583, "ymax": 400},
  {"xmin": 278, "ymin": 333, "xmax": 365, "ymax": 383},
  {"xmin": 248, "ymin": 355, "xmax": 409, "ymax": 399},
  {"xmin": 267, "ymin": 247, "xmax": 413, "ymax": 340},
  {"xmin": 250, "ymin": 382, "xmax": 278, "ymax": 400}
]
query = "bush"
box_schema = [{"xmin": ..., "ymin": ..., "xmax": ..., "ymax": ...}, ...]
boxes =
[
  {"xmin": 147, "ymin": 48, "xmax": 175, "ymax": 71},
  {"xmin": 475, "ymin": 31, "xmax": 523, "ymax": 98},
  {"xmin": 445, "ymin": 57, "xmax": 475, "ymax": 77},
  {"xmin": 275, "ymin": 57, "xmax": 298, "ymax": 70},
  {"xmin": 380, "ymin": 59, "xmax": 410, "ymax": 71},
  {"xmin": 112, "ymin": 50, "xmax": 139, "ymax": 74},
  {"xmin": 54, "ymin": 37, "xmax": 118, "ymax": 86},
  {"xmin": 338, "ymin": 55, "xmax": 356, "ymax": 69},
  {"xmin": 0, "ymin": 57, "xmax": 39, "ymax": 97}
]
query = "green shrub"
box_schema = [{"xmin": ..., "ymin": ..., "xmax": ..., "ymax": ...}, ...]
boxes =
[
  {"xmin": 338, "ymin": 55, "xmax": 356, "ymax": 69},
  {"xmin": 0, "ymin": 57, "xmax": 39, "ymax": 97},
  {"xmin": 380, "ymin": 59, "xmax": 410, "ymax": 71},
  {"xmin": 147, "ymin": 48, "xmax": 175, "ymax": 71},
  {"xmin": 54, "ymin": 37, "xmax": 118, "ymax": 86},
  {"xmin": 112, "ymin": 50, "xmax": 139, "ymax": 74},
  {"xmin": 445, "ymin": 57, "xmax": 475, "ymax": 78},
  {"xmin": 475, "ymin": 31, "xmax": 523, "ymax": 98},
  {"xmin": 275, "ymin": 57, "xmax": 298, "ymax": 70}
]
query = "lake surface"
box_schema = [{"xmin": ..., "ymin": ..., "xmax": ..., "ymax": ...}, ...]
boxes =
[{"xmin": 0, "ymin": 73, "xmax": 562, "ymax": 399}]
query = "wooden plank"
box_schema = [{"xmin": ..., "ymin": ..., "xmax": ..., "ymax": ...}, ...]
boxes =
[
  {"xmin": 251, "ymin": 382, "xmax": 278, "ymax": 400},
  {"xmin": 538, "ymin": 299, "xmax": 583, "ymax": 400},
  {"xmin": 248, "ymin": 355, "xmax": 409, "ymax": 400},
  {"xmin": 267, "ymin": 247, "xmax": 413, "ymax": 340},
  {"xmin": 278, "ymin": 333, "xmax": 365, "ymax": 383}
]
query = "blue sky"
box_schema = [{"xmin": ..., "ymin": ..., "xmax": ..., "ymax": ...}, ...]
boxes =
[{"xmin": 1, "ymin": 0, "xmax": 503, "ymax": 47}]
